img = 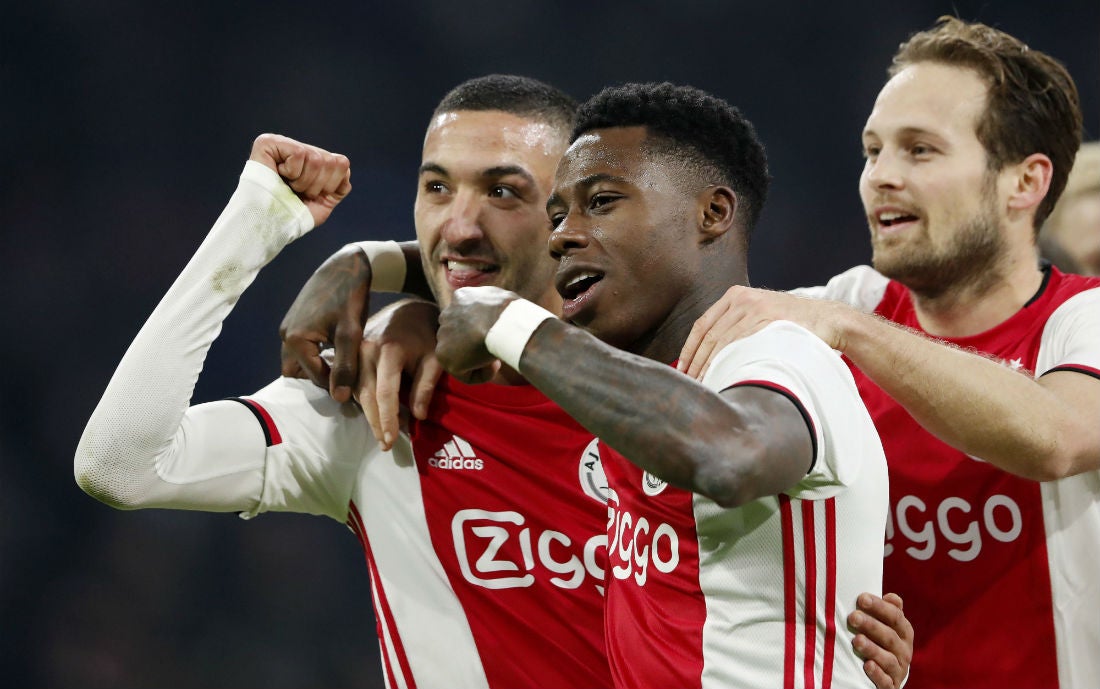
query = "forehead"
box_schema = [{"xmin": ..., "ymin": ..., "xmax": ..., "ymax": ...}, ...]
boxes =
[
  {"xmin": 555, "ymin": 126, "xmax": 658, "ymax": 186},
  {"xmin": 864, "ymin": 63, "xmax": 988, "ymax": 141},
  {"xmin": 422, "ymin": 110, "xmax": 565, "ymax": 176}
]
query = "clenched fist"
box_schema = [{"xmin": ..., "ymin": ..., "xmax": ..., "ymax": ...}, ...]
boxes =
[{"xmin": 250, "ymin": 133, "xmax": 352, "ymax": 227}]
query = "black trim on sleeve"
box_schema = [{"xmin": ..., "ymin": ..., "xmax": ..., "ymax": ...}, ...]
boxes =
[
  {"xmin": 725, "ymin": 381, "xmax": 819, "ymax": 474},
  {"xmin": 1039, "ymin": 365, "xmax": 1100, "ymax": 383},
  {"xmin": 227, "ymin": 397, "xmax": 280, "ymax": 447}
]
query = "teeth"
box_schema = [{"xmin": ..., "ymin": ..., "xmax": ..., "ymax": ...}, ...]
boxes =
[
  {"xmin": 879, "ymin": 211, "xmax": 908, "ymax": 223},
  {"xmin": 567, "ymin": 271, "xmax": 600, "ymax": 289},
  {"xmin": 447, "ymin": 260, "xmax": 483, "ymax": 271}
]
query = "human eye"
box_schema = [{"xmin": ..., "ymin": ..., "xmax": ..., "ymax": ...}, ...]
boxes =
[
  {"xmin": 422, "ymin": 178, "xmax": 448, "ymax": 195},
  {"xmin": 548, "ymin": 207, "xmax": 567, "ymax": 228},
  {"xmin": 861, "ymin": 143, "xmax": 880, "ymax": 160},
  {"xmin": 489, "ymin": 184, "xmax": 519, "ymax": 200},
  {"xmin": 589, "ymin": 192, "xmax": 619, "ymax": 212},
  {"xmin": 910, "ymin": 143, "xmax": 936, "ymax": 157}
]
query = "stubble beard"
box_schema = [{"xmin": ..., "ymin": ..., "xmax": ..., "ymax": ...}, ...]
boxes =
[{"xmin": 871, "ymin": 178, "xmax": 1005, "ymax": 300}]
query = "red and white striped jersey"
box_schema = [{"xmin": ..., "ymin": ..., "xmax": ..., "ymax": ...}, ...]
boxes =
[
  {"xmin": 75, "ymin": 164, "xmax": 611, "ymax": 689},
  {"xmin": 599, "ymin": 322, "xmax": 888, "ymax": 689},
  {"xmin": 799, "ymin": 265, "xmax": 1100, "ymax": 689},
  {"xmin": 242, "ymin": 375, "xmax": 611, "ymax": 689}
]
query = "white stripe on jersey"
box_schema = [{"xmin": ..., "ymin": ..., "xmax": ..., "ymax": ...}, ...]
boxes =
[{"xmin": 346, "ymin": 433, "xmax": 491, "ymax": 689}]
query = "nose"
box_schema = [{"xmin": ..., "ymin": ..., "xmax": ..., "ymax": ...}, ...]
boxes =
[
  {"xmin": 439, "ymin": 191, "xmax": 485, "ymax": 248},
  {"xmin": 548, "ymin": 214, "xmax": 590, "ymax": 261},
  {"xmin": 863, "ymin": 149, "xmax": 904, "ymax": 192}
]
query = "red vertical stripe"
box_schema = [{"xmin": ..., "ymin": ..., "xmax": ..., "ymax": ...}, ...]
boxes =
[
  {"xmin": 348, "ymin": 501, "xmax": 418, "ymax": 689},
  {"xmin": 802, "ymin": 501, "xmax": 818, "ymax": 689},
  {"xmin": 780, "ymin": 495, "xmax": 796, "ymax": 688},
  {"xmin": 821, "ymin": 499, "xmax": 837, "ymax": 689}
]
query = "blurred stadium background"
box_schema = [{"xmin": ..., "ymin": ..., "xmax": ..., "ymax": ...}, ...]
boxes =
[{"xmin": 1, "ymin": 1, "xmax": 1096, "ymax": 686}]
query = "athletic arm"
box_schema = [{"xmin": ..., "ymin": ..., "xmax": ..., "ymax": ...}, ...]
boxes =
[
  {"xmin": 75, "ymin": 135, "xmax": 357, "ymax": 514},
  {"xmin": 679, "ymin": 283, "xmax": 1100, "ymax": 481},
  {"xmin": 279, "ymin": 239, "xmax": 429, "ymax": 401},
  {"xmin": 836, "ymin": 303, "xmax": 1100, "ymax": 480},
  {"xmin": 436, "ymin": 289, "xmax": 813, "ymax": 508}
]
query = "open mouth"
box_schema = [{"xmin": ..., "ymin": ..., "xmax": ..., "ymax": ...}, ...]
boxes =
[
  {"xmin": 557, "ymin": 269, "xmax": 604, "ymax": 320},
  {"xmin": 877, "ymin": 210, "xmax": 919, "ymax": 230},
  {"xmin": 560, "ymin": 270, "xmax": 603, "ymax": 300},
  {"xmin": 444, "ymin": 259, "xmax": 499, "ymax": 288}
]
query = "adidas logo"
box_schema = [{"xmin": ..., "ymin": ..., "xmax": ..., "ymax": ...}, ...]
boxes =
[{"xmin": 428, "ymin": 435, "xmax": 485, "ymax": 470}]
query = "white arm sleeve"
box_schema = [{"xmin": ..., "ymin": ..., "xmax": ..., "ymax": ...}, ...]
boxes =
[
  {"xmin": 74, "ymin": 161, "xmax": 315, "ymax": 513},
  {"xmin": 701, "ymin": 321, "xmax": 885, "ymax": 499}
]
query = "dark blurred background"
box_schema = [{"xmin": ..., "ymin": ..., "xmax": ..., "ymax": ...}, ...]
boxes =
[{"xmin": 1, "ymin": 1, "xmax": 1096, "ymax": 686}]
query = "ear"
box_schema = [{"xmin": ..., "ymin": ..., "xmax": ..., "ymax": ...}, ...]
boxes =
[
  {"xmin": 698, "ymin": 185, "xmax": 737, "ymax": 244},
  {"xmin": 1006, "ymin": 153, "xmax": 1053, "ymax": 214}
]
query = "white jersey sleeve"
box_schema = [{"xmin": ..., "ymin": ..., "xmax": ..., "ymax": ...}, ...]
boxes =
[
  {"xmin": 790, "ymin": 264, "xmax": 889, "ymax": 312},
  {"xmin": 701, "ymin": 320, "xmax": 881, "ymax": 499},
  {"xmin": 236, "ymin": 377, "xmax": 376, "ymax": 521},
  {"xmin": 74, "ymin": 161, "xmax": 323, "ymax": 514},
  {"xmin": 1036, "ymin": 287, "xmax": 1100, "ymax": 375}
]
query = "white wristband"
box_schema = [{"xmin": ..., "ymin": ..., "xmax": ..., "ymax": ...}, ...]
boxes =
[
  {"xmin": 485, "ymin": 299, "xmax": 556, "ymax": 371},
  {"xmin": 353, "ymin": 241, "xmax": 407, "ymax": 292}
]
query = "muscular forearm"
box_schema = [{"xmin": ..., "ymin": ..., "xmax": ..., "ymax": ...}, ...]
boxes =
[
  {"xmin": 520, "ymin": 320, "xmax": 807, "ymax": 507},
  {"xmin": 839, "ymin": 311, "xmax": 1100, "ymax": 480},
  {"xmin": 75, "ymin": 162, "xmax": 313, "ymax": 510}
]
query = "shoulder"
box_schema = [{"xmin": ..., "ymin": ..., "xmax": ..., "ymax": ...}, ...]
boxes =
[{"xmin": 789, "ymin": 265, "xmax": 891, "ymax": 312}]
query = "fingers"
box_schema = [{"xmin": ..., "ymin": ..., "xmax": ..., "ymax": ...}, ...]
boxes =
[
  {"xmin": 374, "ymin": 344, "xmax": 407, "ymax": 450},
  {"xmin": 678, "ymin": 299, "xmax": 726, "ymax": 375},
  {"xmin": 857, "ymin": 592, "xmax": 913, "ymax": 645},
  {"xmin": 862, "ymin": 659, "xmax": 897, "ymax": 689},
  {"xmin": 849, "ymin": 592, "xmax": 912, "ymax": 689},
  {"xmin": 278, "ymin": 148, "xmax": 351, "ymax": 201},
  {"xmin": 281, "ymin": 335, "xmax": 330, "ymax": 389},
  {"xmin": 409, "ymin": 355, "xmax": 444, "ymax": 420},
  {"xmin": 331, "ymin": 318, "xmax": 367, "ymax": 405},
  {"xmin": 355, "ymin": 342, "xmax": 384, "ymax": 445},
  {"xmin": 250, "ymin": 133, "xmax": 350, "ymax": 203},
  {"xmin": 280, "ymin": 343, "xmax": 306, "ymax": 379},
  {"xmin": 882, "ymin": 592, "xmax": 905, "ymax": 611}
]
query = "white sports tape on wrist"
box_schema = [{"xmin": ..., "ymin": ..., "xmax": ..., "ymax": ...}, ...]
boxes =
[
  {"xmin": 485, "ymin": 299, "xmax": 556, "ymax": 371},
  {"xmin": 354, "ymin": 241, "xmax": 407, "ymax": 292}
]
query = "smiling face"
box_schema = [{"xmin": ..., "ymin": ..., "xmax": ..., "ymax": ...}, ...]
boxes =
[
  {"xmin": 546, "ymin": 126, "xmax": 704, "ymax": 353},
  {"xmin": 860, "ymin": 62, "xmax": 1012, "ymax": 295},
  {"xmin": 414, "ymin": 109, "xmax": 568, "ymax": 310}
]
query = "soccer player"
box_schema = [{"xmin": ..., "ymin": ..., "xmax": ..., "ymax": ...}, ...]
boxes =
[
  {"xmin": 432, "ymin": 82, "xmax": 890, "ymax": 689},
  {"xmin": 75, "ymin": 76, "xmax": 614, "ymax": 689},
  {"xmin": 676, "ymin": 18, "xmax": 1100, "ymax": 689}
]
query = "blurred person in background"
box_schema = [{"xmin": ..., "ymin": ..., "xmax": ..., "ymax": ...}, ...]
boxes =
[{"xmin": 1040, "ymin": 140, "xmax": 1100, "ymax": 274}]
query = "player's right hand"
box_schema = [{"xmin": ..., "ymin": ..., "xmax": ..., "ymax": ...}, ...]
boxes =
[
  {"xmin": 354, "ymin": 299, "xmax": 443, "ymax": 449},
  {"xmin": 249, "ymin": 133, "xmax": 351, "ymax": 228},
  {"xmin": 280, "ymin": 244, "xmax": 372, "ymax": 402}
]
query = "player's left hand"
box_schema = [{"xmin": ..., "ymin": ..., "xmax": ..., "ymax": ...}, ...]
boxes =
[
  {"xmin": 436, "ymin": 286, "xmax": 519, "ymax": 384},
  {"xmin": 678, "ymin": 286, "xmax": 851, "ymax": 380},
  {"xmin": 849, "ymin": 592, "xmax": 913, "ymax": 689}
]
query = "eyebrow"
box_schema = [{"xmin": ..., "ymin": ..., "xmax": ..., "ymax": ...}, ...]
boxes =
[
  {"xmin": 546, "ymin": 173, "xmax": 630, "ymax": 212},
  {"xmin": 418, "ymin": 162, "xmax": 538, "ymax": 188},
  {"xmin": 862, "ymin": 125, "xmax": 942, "ymax": 141}
]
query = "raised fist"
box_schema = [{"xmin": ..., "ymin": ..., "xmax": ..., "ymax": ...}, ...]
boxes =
[{"xmin": 250, "ymin": 133, "xmax": 352, "ymax": 227}]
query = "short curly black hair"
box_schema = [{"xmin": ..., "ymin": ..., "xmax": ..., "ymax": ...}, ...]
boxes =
[
  {"xmin": 572, "ymin": 82, "xmax": 769, "ymax": 233},
  {"xmin": 433, "ymin": 74, "xmax": 577, "ymax": 135}
]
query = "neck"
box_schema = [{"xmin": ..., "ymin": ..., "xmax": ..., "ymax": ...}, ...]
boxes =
[
  {"xmin": 634, "ymin": 268, "xmax": 750, "ymax": 364},
  {"xmin": 909, "ymin": 246, "xmax": 1045, "ymax": 338}
]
